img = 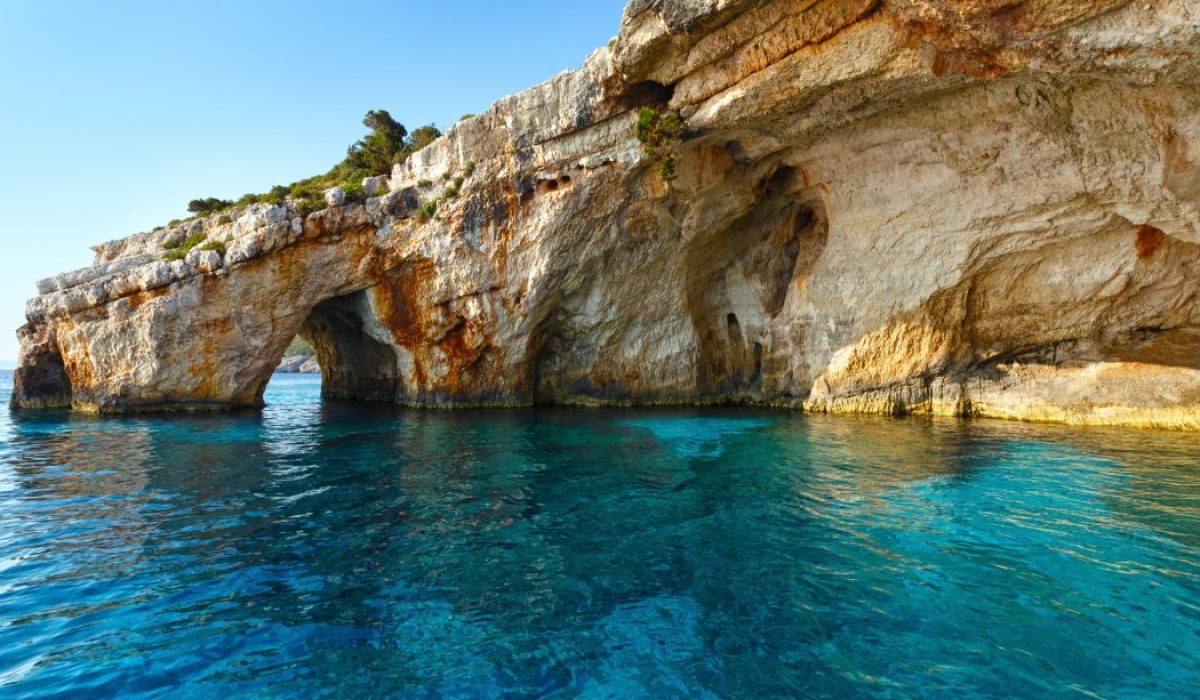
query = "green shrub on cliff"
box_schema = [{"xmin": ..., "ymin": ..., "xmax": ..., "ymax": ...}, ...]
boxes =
[
  {"xmin": 635, "ymin": 107, "xmax": 684, "ymax": 182},
  {"xmin": 293, "ymin": 197, "xmax": 324, "ymax": 216},
  {"xmin": 197, "ymin": 239, "xmax": 226, "ymax": 257},
  {"xmin": 342, "ymin": 181, "xmax": 367, "ymax": 204},
  {"xmin": 285, "ymin": 337, "xmax": 315, "ymax": 358},
  {"xmin": 161, "ymin": 233, "xmax": 208, "ymax": 261},
  {"xmin": 407, "ymin": 124, "xmax": 442, "ymax": 154},
  {"xmin": 188, "ymin": 197, "xmax": 232, "ymax": 215},
  {"xmin": 414, "ymin": 197, "xmax": 442, "ymax": 222}
]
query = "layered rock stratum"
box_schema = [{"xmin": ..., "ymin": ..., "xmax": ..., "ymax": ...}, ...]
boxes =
[{"xmin": 12, "ymin": 0, "xmax": 1200, "ymax": 428}]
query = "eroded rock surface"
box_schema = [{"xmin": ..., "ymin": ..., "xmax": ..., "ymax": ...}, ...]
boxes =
[{"xmin": 12, "ymin": 0, "xmax": 1200, "ymax": 428}]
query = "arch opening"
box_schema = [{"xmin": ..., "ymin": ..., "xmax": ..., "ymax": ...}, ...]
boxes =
[
  {"xmin": 10, "ymin": 335, "xmax": 73, "ymax": 410},
  {"xmin": 295, "ymin": 291, "xmax": 401, "ymax": 403}
]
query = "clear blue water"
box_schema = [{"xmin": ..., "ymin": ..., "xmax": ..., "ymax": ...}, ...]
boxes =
[{"xmin": 2, "ymin": 370, "xmax": 1200, "ymax": 698}]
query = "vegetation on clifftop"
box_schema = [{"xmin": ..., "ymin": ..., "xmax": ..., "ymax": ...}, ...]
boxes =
[
  {"xmin": 160, "ymin": 232, "xmax": 230, "ymax": 261},
  {"xmin": 188, "ymin": 198, "xmax": 233, "ymax": 215},
  {"xmin": 285, "ymin": 337, "xmax": 315, "ymax": 358},
  {"xmin": 183, "ymin": 110, "xmax": 442, "ymax": 222}
]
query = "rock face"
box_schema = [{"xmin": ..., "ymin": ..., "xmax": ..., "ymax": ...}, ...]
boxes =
[
  {"xmin": 276, "ymin": 355, "xmax": 320, "ymax": 374},
  {"xmin": 12, "ymin": 0, "xmax": 1200, "ymax": 428}
]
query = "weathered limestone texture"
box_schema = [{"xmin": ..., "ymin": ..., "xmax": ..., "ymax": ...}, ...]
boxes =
[{"xmin": 12, "ymin": 0, "xmax": 1200, "ymax": 429}]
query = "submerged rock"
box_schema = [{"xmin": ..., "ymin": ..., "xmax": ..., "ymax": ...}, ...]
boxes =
[{"xmin": 11, "ymin": 0, "xmax": 1200, "ymax": 429}]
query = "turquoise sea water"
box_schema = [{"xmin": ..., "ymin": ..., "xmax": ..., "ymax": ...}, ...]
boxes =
[{"xmin": 2, "ymin": 370, "xmax": 1200, "ymax": 698}]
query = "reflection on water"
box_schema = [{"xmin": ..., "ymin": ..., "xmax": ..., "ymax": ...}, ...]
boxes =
[{"xmin": 1, "ymin": 371, "xmax": 1199, "ymax": 698}]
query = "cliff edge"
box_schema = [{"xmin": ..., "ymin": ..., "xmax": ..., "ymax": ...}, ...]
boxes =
[{"xmin": 12, "ymin": 0, "xmax": 1200, "ymax": 429}]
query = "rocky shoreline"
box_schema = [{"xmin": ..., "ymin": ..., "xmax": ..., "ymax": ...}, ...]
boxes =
[{"xmin": 276, "ymin": 355, "xmax": 319, "ymax": 374}]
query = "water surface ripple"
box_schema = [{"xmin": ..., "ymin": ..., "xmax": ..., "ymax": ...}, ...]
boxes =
[{"xmin": 2, "ymin": 371, "xmax": 1199, "ymax": 698}]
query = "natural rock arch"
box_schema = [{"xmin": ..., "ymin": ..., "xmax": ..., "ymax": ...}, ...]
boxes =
[
  {"xmin": 10, "ymin": 326, "xmax": 72, "ymax": 410},
  {"xmin": 296, "ymin": 291, "xmax": 401, "ymax": 403}
]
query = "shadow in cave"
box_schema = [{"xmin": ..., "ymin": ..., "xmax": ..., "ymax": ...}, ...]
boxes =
[
  {"xmin": 9, "ymin": 336, "xmax": 73, "ymax": 410},
  {"xmin": 685, "ymin": 168, "xmax": 829, "ymax": 399},
  {"xmin": 287, "ymin": 290, "xmax": 401, "ymax": 403}
]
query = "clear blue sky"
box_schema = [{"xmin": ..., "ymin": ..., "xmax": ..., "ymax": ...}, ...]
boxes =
[{"xmin": 0, "ymin": 0, "xmax": 628, "ymax": 366}]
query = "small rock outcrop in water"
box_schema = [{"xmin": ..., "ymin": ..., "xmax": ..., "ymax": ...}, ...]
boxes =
[
  {"xmin": 11, "ymin": 0, "xmax": 1200, "ymax": 428},
  {"xmin": 276, "ymin": 356, "xmax": 320, "ymax": 374}
]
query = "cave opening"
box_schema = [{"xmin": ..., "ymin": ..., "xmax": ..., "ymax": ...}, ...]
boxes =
[
  {"xmin": 617, "ymin": 80, "xmax": 675, "ymax": 110},
  {"xmin": 10, "ymin": 339, "xmax": 73, "ymax": 410},
  {"xmin": 278, "ymin": 290, "xmax": 401, "ymax": 403},
  {"xmin": 685, "ymin": 191, "xmax": 823, "ymax": 399}
]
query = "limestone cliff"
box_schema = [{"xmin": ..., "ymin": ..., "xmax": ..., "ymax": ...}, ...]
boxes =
[{"xmin": 12, "ymin": 0, "xmax": 1200, "ymax": 429}]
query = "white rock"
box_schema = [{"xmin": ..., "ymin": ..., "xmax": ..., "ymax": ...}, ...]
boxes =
[
  {"xmin": 194, "ymin": 250, "xmax": 223, "ymax": 274},
  {"xmin": 167, "ymin": 260, "xmax": 193, "ymax": 280},
  {"xmin": 363, "ymin": 176, "xmax": 389, "ymax": 196},
  {"xmin": 325, "ymin": 187, "xmax": 346, "ymax": 207},
  {"xmin": 136, "ymin": 262, "xmax": 174, "ymax": 291}
]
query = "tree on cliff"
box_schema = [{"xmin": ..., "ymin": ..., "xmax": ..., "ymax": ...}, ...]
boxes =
[
  {"xmin": 184, "ymin": 109, "xmax": 444, "ymax": 216},
  {"xmin": 345, "ymin": 110, "xmax": 409, "ymax": 174},
  {"xmin": 187, "ymin": 197, "xmax": 232, "ymax": 214},
  {"xmin": 407, "ymin": 124, "xmax": 442, "ymax": 154},
  {"xmin": 343, "ymin": 113, "xmax": 443, "ymax": 174}
]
